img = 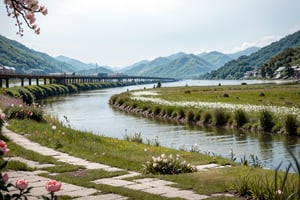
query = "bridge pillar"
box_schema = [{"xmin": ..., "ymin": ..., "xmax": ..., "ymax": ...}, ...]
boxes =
[
  {"xmin": 44, "ymin": 78, "xmax": 47, "ymax": 85},
  {"xmin": 5, "ymin": 78, "xmax": 9, "ymax": 88},
  {"xmin": 36, "ymin": 78, "xmax": 39, "ymax": 86},
  {"xmin": 21, "ymin": 78, "xmax": 24, "ymax": 86},
  {"xmin": 28, "ymin": 78, "xmax": 32, "ymax": 86},
  {"xmin": 0, "ymin": 79, "xmax": 2, "ymax": 88}
]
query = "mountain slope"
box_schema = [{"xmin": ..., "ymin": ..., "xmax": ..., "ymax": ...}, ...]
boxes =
[
  {"xmin": 203, "ymin": 30, "xmax": 300, "ymax": 79},
  {"xmin": 0, "ymin": 35, "xmax": 77, "ymax": 74},
  {"xmin": 56, "ymin": 55, "xmax": 113, "ymax": 75},
  {"xmin": 198, "ymin": 51, "xmax": 232, "ymax": 68},
  {"xmin": 140, "ymin": 54, "xmax": 215, "ymax": 79},
  {"xmin": 227, "ymin": 46, "xmax": 261, "ymax": 59}
]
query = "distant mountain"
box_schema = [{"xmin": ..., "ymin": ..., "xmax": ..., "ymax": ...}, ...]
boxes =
[
  {"xmin": 202, "ymin": 30, "xmax": 300, "ymax": 79},
  {"xmin": 0, "ymin": 35, "xmax": 78, "ymax": 74},
  {"xmin": 124, "ymin": 57, "xmax": 171, "ymax": 76},
  {"xmin": 166, "ymin": 52, "xmax": 187, "ymax": 61},
  {"xmin": 198, "ymin": 51, "xmax": 232, "ymax": 68},
  {"xmin": 227, "ymin": 46, "xmax": 261, "ymax": 59},
  {"xmin": 144, "ymin": 54, "xmax": 215, "ymax": 79},
  {"xmin": 56, "ymin": 55, "xmax": 113, "ymax": 75}
]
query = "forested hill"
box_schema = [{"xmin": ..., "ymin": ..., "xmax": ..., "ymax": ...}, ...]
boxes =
[
  {"xmin": 202, "ymin": 30, "xmax": 300, "ymax": 79},
  {"xmin": 259, "ymin": 47, "xmax": 300, "ymax": 78},
  {"xmin": 0, "ymin": 35, "xmax": 78, "ymax": 74}
]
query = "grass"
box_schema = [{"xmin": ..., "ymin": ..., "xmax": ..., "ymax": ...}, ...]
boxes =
[
  {"xmin": 152, "ymin": 83, "xmax": 300, "ymax": 108},
  {"xmin": 110, "ymin": 83, "xmax": 300, "ymax": 135},
  {"xmin": 4, "ymin": 118, "xmax": 300, "ymax": 199}
]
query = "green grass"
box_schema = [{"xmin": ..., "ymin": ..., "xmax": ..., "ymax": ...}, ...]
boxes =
[
  {"xmin": 153, "ymin": 83, "xmax": 300, "ymax": 107},
  {"xmin": 5, "ymin": 118, "xmax": 300, "ymax": 199}
]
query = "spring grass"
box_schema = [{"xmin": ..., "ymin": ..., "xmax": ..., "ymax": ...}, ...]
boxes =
[
  {"xmin": 5, "ymin": 118, "xmax": 300, "ymax": 199},
  {"xmin": 153, "ymin": 83, "xmax": 300, "ymax": 107},
  {"xmin": 110, "ymin": 83, "xmax": 300, "ymax": 135}
]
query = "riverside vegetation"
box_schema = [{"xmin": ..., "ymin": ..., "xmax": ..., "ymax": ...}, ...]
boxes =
[
  {"xmin": 110, "ymin": 82, "xmax": 300, "ymax": 136},
  {"xmin": 0, "ymin": 81, "xmax": 299, "ymax": 199}
]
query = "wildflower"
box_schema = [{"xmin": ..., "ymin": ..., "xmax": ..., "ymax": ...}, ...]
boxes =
[
  {"xmin": 15, "ymin": 179, "xmax": 28, "ymax": 190},
  {"xmin": 276, "ymin": 189, "xmax": 283, "ymax": 195},
  {"xmin": 45, "ymin": 180, "xmax": 62, "ymax": 193},
  {"xmin": 144, "ymin": 148, "xmax": 148, "ymax": 152},
  {"xmin": 2, "ymin": 173, "xmax": 9, "ymax": 183},
  {"xmin": 153, "ymin": 163, "xmax": 157, "ymax": 168},
  {"xmin": 169, "ymin": 154, "xmax": 173, "ymax": 159},
  {"xmin": 161, "ymin": 153, "xmax": 166, "ymax": 159},
  {"xmin": 51, "ymin": 125, "xmax": 57, "ymax": 131},
  {"xmin": 0, "ymin": 113, "xmax": 5, "ymax": 120},
  {"xmin": 0, "ymin": 140, "xmax": 9, "ymax": 155}
]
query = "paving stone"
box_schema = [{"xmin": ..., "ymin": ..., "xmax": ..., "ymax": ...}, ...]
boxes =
[
  {"xmin": 133, "ymin": 178, "xmax": 157, "ymax": 183},
  {"xmin": 162, "ymin": 190, "xmax": 209, "ymax": 200},
  {"xmin": 8, "ymin": 157, "xmax": 55, "ymax": 169},
  {"xmin": 142, "ymin": 186, "xmax": 175, "ymax": 195},
  {"xmin": 135, "ymin": 179, "xmax": 175, "ymax": 187},
  {"xmin": 75, "ymin": 194, "xmax": 128, "ymax": 200},
  {"xmin": 113, "ymin": 171, "xmax": 141, "ymax": 180},
  {"xmin": 196, "ymin": 163, "xmax": 219, "ymax": 171},
  {"xmin": 93, "ymin": 178, "xmax": 134, "ymax": 187},
  {"xmin": 124, "ymin": 183, "xmax": 152, "ymax": 190},
  {"xmin": 56, "ymin": 188, "xmax": 97, "ymax": 197}
]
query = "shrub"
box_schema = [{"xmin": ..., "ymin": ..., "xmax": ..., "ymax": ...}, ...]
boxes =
[
  {"xmin": 124, "ymin": 132, "xmax": 143, "ymax": 143},
  {"xmin": 284, "ymin": 114, "xmax": 298, "ymax": 135},
  {"xmin": 5, "ymin": 104, "xmax": 44, "ymax": 122},
  {"xmin": 259, "ymin": 110, "xmax": 274, "ymax": 132},
  {"xmin": 186, "ymin": 110, "xmax": 194, "ymax": 123},
  {"xmin": 259, "ymin": 92, "xmax": 265, "ymax": 97},
  {"xmin": 177, "ymin": 108, "xmax": 185, "ymax": 118},
  {"xmin": 153, "ymin": 106, "xmax": 161, "ymax": 116},
  {"xmin": 202, "ymin": 111, "xmax": 212, "ymax": 124},
  {"xmin": 142, "ymin": 153, "xmax": 196, "ymax": 174},
  {"xmin": 223, "ymin": 93, "xmax": 229, "ymax": 97},
  {"xmin": 234, "ymin": 109, "xmax": 248, "ymax": 128},
  {"xmin": 213, "ymin": 109, "xmax": 228, "ymax": 126}
]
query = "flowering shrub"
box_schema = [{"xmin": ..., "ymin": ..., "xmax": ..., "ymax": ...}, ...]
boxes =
[
  {"xmin": 6, "ymin": 104, "xmax": 44, "ymax": 122},
  {"xmin": 3, "ymin": 0, "xmax": 48, "ymax": 35},
  {"xmin": 142, "ymin": 153, "xmax": 197, "ymax": 174},
  {"xmin": 0, "ymin": 140, "xmax": 61, "ymax": 199}
]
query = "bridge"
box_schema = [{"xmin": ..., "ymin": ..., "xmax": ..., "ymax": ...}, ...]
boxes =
[{"xmin": 0, "ymin": 73, "xmax": 177, "ymax": 88}]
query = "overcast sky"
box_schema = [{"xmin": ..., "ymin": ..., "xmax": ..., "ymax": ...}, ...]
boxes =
[{"xmin": 1, "ymin": 0, "xmax": 300, "ymax": 68}]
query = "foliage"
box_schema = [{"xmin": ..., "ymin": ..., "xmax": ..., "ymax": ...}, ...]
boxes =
[
  {"xmin": 234, "ymin": 109, "xmax": 248, "ymax": 128},
  {"xmin": 5, "ymin": 104, "xmax": 44, "ymax": 122},
  {"xmin": 284, "ymin": 114, "xmax": 299, "ymax": 135},
  {"xmin": 142, "ymin": 153, "xmax": 197, "ymax": 175},
  {"xmin": 124, "ymin": 132, "xmax": 143, "ymax": 143},
  {"xmin": 259, "ymin": 110, "xmax": 275, "ymax": 132},
  {"xmin": 233, "ymin": 149, "xmax": 300, "ymax": 200},
  {"xmin": 212, "ymin": 108, "xmax": 229, "ymax": 126},
  {"xmin": 260, "ymin": 47, "xmax": 300, "ymax": 78},
  {"xmin": 4, "ymin": 0, "xmax": 48, "ymax": 35}
]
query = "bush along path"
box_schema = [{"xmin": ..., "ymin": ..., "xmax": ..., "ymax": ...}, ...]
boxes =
[{"xmin": 1, "ymin": 126, "xmax": 235, "ymax": 200}]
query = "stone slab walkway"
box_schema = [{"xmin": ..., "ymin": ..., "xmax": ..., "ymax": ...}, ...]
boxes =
[{"xmin": 3, "ymin": 125, "xmax": 234, "ymax": 200}]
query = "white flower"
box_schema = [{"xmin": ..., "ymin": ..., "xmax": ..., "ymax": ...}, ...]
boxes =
[
  {"xmin": 169, "ymin": 154, "xmax": 173, "ymax": 159},
  {"xmin": 52, "ymin": 125, "xmax": 57, "ymax": 131},
  {"xmin": 153, "ymin": 163, "xmax": 157, "ymax": 168},
  {"xmin": 144, "ymin": 148, "xmax": 148, "ymax": 152},
  {"xmin": 161, "ymin": 153, "xmax": 166, "ymax": 159}
]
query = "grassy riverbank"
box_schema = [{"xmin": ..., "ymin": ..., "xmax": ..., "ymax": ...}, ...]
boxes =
[
  {"xmin": 110, "ymin": 83, "xmax": 300, "ymax": 135},
  {"xmin": 0, "ymin": 82, "xmax": 299, "ymax": 199},
  {"xmin": 4, "ymin": 118, "xmax": 300, "ymax": 199}
]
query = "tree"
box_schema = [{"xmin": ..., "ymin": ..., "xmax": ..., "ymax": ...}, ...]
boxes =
[{"xmin": 3, "ymin": 0, "xmax": 48, "ymax": 36}]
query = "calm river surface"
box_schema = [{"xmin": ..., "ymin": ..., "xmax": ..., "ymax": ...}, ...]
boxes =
[{"xmin": 39, "ymin": 80, "xmax": 300, "ymax": 170}]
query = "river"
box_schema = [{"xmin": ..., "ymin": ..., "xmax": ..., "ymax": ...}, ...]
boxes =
[{"xmin": 39, "ymin": 80, "xmax": 300, "ymax": 171}]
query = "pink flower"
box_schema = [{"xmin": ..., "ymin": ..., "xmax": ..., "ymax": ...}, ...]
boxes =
[
  {"xmin": 0, "ymin": 140, "xmax": 9, "ymax": 154},
  {"xmin": 2, "ymin": 173, "xmax": 9, "ymax": 183},
  {"xmin": 0, "ymin": 113, "xmax": 5, "ymax": 120},
  {"xmin": 15, "ymin": 179, "xmax": 28, "ymax": 190},
  {"xmin": 45, "ymin": 180, "xmax": 62, "ymax": 193}
]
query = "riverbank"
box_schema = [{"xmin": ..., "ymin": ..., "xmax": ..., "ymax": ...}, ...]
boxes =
[
  {"xmin": 109, "ymin": 82, "xmax": 300, "ymax": 135},
  {"xmin": 0, "ymin": 82, "xmax": 299, "ymax": 199}
]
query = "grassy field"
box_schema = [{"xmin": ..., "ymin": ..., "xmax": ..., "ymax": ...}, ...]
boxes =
[
  {"xmin": 139, "ymin": 83, "xmax": 300, "ymax": 108},
  {"xmin": 110, "ymin": 83, "xmax": 300, "ymax": 135}
]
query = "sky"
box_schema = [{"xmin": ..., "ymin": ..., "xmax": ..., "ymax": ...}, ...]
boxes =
[{"xmin": 1, "ymin": 0, "xmax": 300, "ymax": 68}]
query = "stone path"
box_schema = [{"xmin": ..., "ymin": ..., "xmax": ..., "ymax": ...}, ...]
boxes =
[{"xmin": 2, "ymin": 126, "xmax": 234, "ymax": 200}]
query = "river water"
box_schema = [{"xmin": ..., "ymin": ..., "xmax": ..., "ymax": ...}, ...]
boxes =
[{"xmin": 39, "ymin": 80, "xmax": 300, "ymax": 170}]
